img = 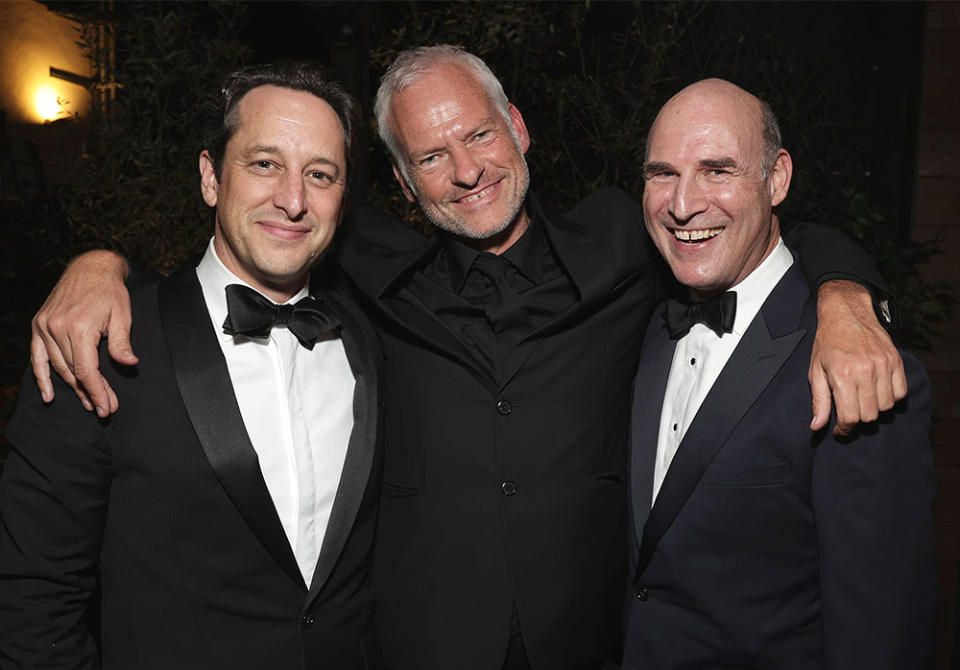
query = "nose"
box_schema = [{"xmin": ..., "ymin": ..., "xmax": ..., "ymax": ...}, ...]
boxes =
[
  {"xmin": 449, "ymin": 145, "xmax": 482, "ymax": 188},
  {"xmin": 668, "ymin": 173, "xmax": 707, "ymax": 223},
  {"xmin": 274, "ymin": 170, "xmax": 307, "ymax": 220}
]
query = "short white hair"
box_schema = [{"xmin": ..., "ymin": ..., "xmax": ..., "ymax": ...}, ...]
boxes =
[{"xmin": 374, "ymin": 44, "xmax": 513, "ymax": 185}]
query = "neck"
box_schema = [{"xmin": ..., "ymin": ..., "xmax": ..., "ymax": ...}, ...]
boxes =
[
  {"xmin": 212, "ymin": 235, "xmax": 309, "ymax": 304},
  {"xmin": 466, "ymin": 207, "xmax": 532, "ymax": 256}
]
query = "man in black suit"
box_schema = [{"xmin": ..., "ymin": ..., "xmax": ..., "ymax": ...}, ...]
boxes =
[
  {"xmin": 0, "ymin": 62, "xmax": 383, "ymax": 669},
  {"xmin": 28, "ymin": 47, "xmax": 905, "ymax": 669},
  {"xmin": 625, "ymin": 78, "xmax": 935, "ymax": 668}
]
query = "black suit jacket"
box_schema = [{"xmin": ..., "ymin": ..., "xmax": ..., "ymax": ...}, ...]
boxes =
[
  {"xmin": 0, "ymin": 263, "xmax": 384, "ymax": 669},
  {"xmin": 624, "ymin": 261, "xmax": 936, "ymax": 669},
  {"xmin": 337, "ymin": 189, "xmax": 661, "ymax": 670},
  {"xmin": 336, "ymin": 187, "xmax": 889, "ymax": 670}
]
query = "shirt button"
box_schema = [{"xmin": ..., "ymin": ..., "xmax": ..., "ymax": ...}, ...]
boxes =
[
  {"xmin": 636, "ymin": 587, "xmax": 649, "ymax": 601},
  {"xmin": 501, "ymin": 480, "xmax": 518, "ymax": 496},
  {"xmin": 690, "ymin": 357, "xmax": 696, "ymax": 365},
  {"xmin": 497, "ymin": 400, "xmax": 512, "ymax": 415},
  {"xmin": 301, "ymin": 613, "xmax": 315, "ymax": 629},
  {"xmin": 672, "ymin": 423, "xmax": 678, "ymax": 432}
]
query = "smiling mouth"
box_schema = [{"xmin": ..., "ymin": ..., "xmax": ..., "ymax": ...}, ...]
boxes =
[
  {"xmin": 260, "ymin": 222, "xmax": 311, "ymax": 239},
  {"xmin": 672, "ymin": 227, "xmax": 722, "ymax": 243},
  {"xmin": 456, "ymin": 182, "xmax": 498, "ymax": 204}
]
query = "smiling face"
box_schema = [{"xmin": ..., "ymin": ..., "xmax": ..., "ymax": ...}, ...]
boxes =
[
  {"xmin": 200, "ymin": 85, "xmax": 347, "ymax": 302},
  {"xmin": 388, "ymin": 63, "xmax": 532, "ymax": 254},
  {"xmin": 642, "ymin": 79, "xmax": 792, "ymax": 300}
]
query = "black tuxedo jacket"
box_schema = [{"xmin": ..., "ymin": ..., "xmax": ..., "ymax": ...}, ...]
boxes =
[
  {"xmin": 624, "ymin": 261, "xmax": 936, "ymax": 669},
  {"xmin": 0, "ymin": 263, "xmax": 384, "ymax": 669}
]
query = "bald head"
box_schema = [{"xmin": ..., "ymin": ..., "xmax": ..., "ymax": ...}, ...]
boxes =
[
  {"xmin": 640, "ymin": 77, "xmax": 793, "ymax": 298},
  {"xmin": 646, "ymin": 79, "xmax": 782, "ymax": 179}
]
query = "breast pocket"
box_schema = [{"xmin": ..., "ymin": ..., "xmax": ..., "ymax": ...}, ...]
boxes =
[{"xmin": 700, "ymin": 462, "xmax": 786, "ymax": 488}]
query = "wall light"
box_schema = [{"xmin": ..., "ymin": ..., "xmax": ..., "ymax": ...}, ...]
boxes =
[{"xmin": 34, "ymin": 84, "xmax": 68, "ymax": 122}]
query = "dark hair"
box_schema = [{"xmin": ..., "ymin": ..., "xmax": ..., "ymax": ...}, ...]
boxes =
[{"xmin": 206, "ymin": 60, "xmax": 360, "ymax": 188}]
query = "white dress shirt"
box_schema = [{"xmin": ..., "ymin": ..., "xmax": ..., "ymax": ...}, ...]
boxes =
[
  {"xmin": 651, "ymin": 238, "xmax": 793, "ymax": 504},
  {"xmin": 195, "ymin": 239, "xmax": 355, "ymax": 585}
]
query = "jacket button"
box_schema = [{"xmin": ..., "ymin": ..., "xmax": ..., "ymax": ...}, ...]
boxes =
[
  {"xmin": 497, "ymin": 399, "xmax": 512, "ymax": 415},
  {"xmin": 501, "ymin": 480, "xmax": 518, "ymax": 496},
  {"xmin": 636, "ymin": 587, "xmax": 648, "ymax": 601},
  {"xmin": 301, "ymin": 613, "xmax": 315, "ymax": 629}
]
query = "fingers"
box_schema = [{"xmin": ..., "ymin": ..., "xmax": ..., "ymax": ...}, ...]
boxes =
[
  {"xmin": 891, "ymin": 358, "xmax": 908, "ymax": 403},
  {"xmin": 29, "ymin": 330, "xmax": 55, "ymax": 404},
  {"xmin": 69, "ymin": 330, "xmax": 114, "ymax": 418},
  {"xmin": 808, "ymin": 363, "xmax": 832, "ymax": 432},
  {"xmin": 106, "ymin": 305, "xmax": 139, "ymax": 367}
]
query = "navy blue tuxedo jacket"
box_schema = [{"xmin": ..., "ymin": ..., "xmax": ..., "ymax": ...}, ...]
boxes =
[
  {"xmin": 0, "ymin": 263, "xmax": 384, "ymax": 669},
  {"xmin": 625, "ymin": 261, "xmax": 936, "ymax": 669}
]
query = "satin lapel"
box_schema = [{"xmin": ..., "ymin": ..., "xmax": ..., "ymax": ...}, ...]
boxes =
[
  {"xmin": 306, "ymin": 286, "xmax": 380, "ymax": 603},
  {"xmin": 629, "ymin": 306, "xmax": 676, "ymax": 544},
  {"xmin": 158, "ymin": 266, "xmax": 304, "ymax": 588},
  {"xmin": 635, "ymin": 269, "xmax": 808, "ymax": 578},
  {"xmin": 496, "ymin": 213, "xmax": 614, "ymax": 390}
]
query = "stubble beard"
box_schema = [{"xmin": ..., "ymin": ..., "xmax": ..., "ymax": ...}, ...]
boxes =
[{"xmin": 418, "ymin": 159, "xmax": 530, "ymax": 242}]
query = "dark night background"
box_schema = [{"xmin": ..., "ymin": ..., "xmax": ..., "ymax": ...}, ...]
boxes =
[{"xmin": 1, "ymin": 1, "xmax": 957, "ymax": 665}]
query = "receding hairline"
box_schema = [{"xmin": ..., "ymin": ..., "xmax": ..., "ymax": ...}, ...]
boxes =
[{"xmin": 644, "ymin": 78, "xmax": 781, "ymax": 177}]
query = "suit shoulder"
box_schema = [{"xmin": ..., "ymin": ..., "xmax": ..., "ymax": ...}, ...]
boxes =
[{"xmin": 566, "ymin": 188, "xmax": 642, "ymax": 225}]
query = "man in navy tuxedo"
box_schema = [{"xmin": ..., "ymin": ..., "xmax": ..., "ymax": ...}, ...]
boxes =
[{"xmin": 625, "ymin": 78, "xmax": 936, "ymax": 669}]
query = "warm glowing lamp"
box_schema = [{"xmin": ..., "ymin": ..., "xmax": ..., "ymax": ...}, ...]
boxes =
[{"xmin": 34, "ymin": 85, "xmax": 64, "ymax": 122}]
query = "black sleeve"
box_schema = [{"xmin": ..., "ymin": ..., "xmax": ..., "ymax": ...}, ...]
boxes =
[
  {"xmin": 782, "ymin": 221, "xmax": 898, "ymax": 329},
  {"xmin": 0, "ymin": 366, "xmax": 111, "ymax": 669},
  {"xmin": 128, "ymin": 260, "xmax": 162, "ymax": 289}
]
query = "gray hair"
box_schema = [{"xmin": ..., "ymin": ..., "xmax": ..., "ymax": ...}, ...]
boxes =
[
  {"xmin": 758, "ymin": 99, "xmax": 782, "ymax": 180},
  {"xmin": 374, "ymin": 44, "xmax": 512, "ymax": 183}
]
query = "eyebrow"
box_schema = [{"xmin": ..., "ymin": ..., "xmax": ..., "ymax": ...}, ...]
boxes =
[
  {"xmin": 244, "ymin": 144, "xmax": 342, "ymax": 173},
  {"xmin": 699, "ymin": 157, "xmax": 737, "ymax": 170},
  {"xmin": 644, "ymin": 161, "xmax": 673, "ymax": 177}
]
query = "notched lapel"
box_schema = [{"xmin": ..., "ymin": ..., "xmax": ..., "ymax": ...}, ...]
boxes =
[
  {"xmin": 494, "ymin": 211, "xmax": 615, "ymax": 391},
  {"xmin": 158, "ymin": 267, "xmax": 304, "ymax": 589}
]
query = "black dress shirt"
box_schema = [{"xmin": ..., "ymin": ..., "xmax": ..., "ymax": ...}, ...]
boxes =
[{"xmin": 409, "ymin": 197, "xmax": 578, "ymax": 382}]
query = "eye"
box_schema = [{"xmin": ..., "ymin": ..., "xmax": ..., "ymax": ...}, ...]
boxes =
[
  {"xmin": 309, "ymin": 170, "xmax": 334, "ymax": 182},
  {"xmin": 250, "ymin": 159, "xmax": 276, "ymax": 172},
  {"xmin": 419, "ymin": 154, "xmax": 439, "ymax": 166}
]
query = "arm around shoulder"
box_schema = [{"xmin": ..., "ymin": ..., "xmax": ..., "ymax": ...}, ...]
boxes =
[{"xmin": 31, "ymin": 250, "xmax": 135, "ymax": 416}]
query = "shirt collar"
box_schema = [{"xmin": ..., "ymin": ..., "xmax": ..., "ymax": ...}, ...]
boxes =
[
  {"xmin": 439, "ymin": 199, "xmax": 546, "ymax": 293},
  {"xmin": 195, "ymin": 237, "xmax": 310, "ymax": 338},
  {"xmin": 726, "ymin": 236, "xmax": 793, "ymax": 335}
]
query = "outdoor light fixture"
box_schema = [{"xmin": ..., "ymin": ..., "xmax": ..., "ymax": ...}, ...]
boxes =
[{"xmin": 33, "ymin": 84, "xmax": 67, "ymax": 122}]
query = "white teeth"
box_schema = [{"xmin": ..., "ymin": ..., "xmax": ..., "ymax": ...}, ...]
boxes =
[
  {"xmin": 460, "ymin": 184, "xmax": 495, "ymax": 203},
  {"xmin": 673, "ymin": 227, "xmax": 721, "ymax": 242}
]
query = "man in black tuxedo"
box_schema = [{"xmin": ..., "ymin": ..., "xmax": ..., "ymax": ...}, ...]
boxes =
[
  {"xmin": 624, "ymin": 79, "xmax": 935, "ymax": 668},
  {"xmin": 27, "ymin": 47, "xmax": 905, "ymax": 670},
  {"xmin": 0, "ymin": 62, "xmax": 383, "ymax": 669}
]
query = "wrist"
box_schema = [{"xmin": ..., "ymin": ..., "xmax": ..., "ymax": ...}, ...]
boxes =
[{"xmin": 67, "ymin": 250, "xmax": 130, "ymax": 282}]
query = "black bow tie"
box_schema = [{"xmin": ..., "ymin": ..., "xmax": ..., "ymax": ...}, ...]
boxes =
[
  {"xmin": 664, "ymin": 291, "xmax": 737, "ymax": 340},
  {"xmin": 222, "ymin": 284, "xmax": 340, "ymax": 350}
]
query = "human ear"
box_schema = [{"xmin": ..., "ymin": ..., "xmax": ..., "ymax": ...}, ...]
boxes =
[
  {"xmin": 769, "ymin": 149, "xmax": 793, "ymax": 207},
  {"xmin": 199, "ymin": 150, "xmax": 219, "ymax": 207}
]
